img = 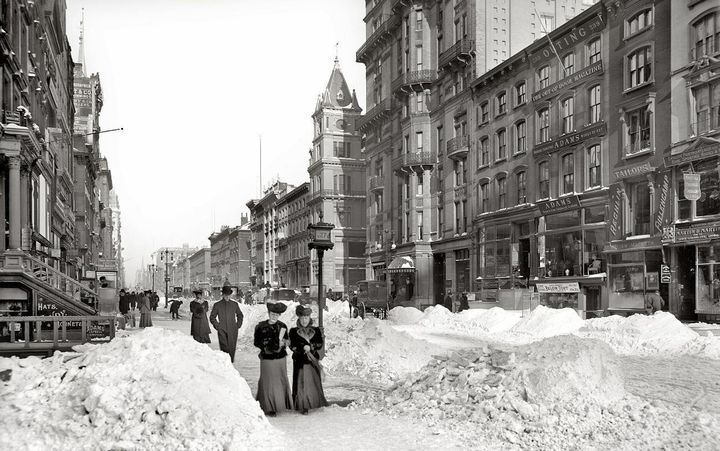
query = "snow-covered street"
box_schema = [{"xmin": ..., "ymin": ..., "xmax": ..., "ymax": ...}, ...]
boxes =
[{"xmin": 2, "ymin": 300, "xmax": 720, "ymax": 450}]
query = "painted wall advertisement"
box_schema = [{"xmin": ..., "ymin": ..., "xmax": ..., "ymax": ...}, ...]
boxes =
[
  {"xmin": 608, "ymin": 184, "xmax": 624, "ymax": 242},
  {"xmin": 36, "ymin": 296, "xmax": 82, "ymax": 329}
]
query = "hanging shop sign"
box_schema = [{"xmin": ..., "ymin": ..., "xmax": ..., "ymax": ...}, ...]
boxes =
[
  {"xmin": 683, "ymin": 173, "xmax": 702, "ymax": 201},
  {"xmin": 674, "ymin": 221, "xmax": 720, "ymax": 243},
  {"xmin": 533, "ymin": 122, "xmax": 606, "ymax": 156},
  {"xmin": 604, "ymin": 236, "xmax": 662, "ymax": 252},
  {"xmin": 537, "ymin": 195, "xmax": 581, "ymax": 216},
  {"xmin": 612, "ymin": 161, "xmax": 655, "ymax": 182},
  {"xmin": 535, "ymin": 282, "xmax": 580, "ymax": 293},
  {"xmin": 660, "ymin": 265, "xmax": 671, "ymax": 284}
]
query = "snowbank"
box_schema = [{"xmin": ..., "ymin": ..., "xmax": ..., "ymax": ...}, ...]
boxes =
[
  {"xmin": 0, "ymin": 328, "xmax": 283, "ymax": 450},
  {"xmin": 509, "ymin": 305, "xmax": 584, "ymax": 338},
  {"xmin": 387, "ymin": 306, "xmax": 424, "ymax": 325}
]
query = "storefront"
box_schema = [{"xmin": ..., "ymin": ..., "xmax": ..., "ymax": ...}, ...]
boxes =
[
  {"xmin": 386, "ymin": 256, "xmax": 415, "ymax": 307},
  {"xmin": 475, "ymin": 221, "xmax": 531, "ymax": 306}
]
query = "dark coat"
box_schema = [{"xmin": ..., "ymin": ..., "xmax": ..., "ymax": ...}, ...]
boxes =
[
  {"xmin": 190, "ymin": 300, "xmax": 211, "ymax": 337},
  {"xmin": 254, "ymin": 320, "xmax": 288, "ymax": 360},
  {"xmin": 443, "ymin": 295, "xmax": 453, "ymax": 310},
  {"xmin": 210, "ymin": 298, "xmax": 244, "ymax": 361},
  {"xmin": 288, "ymin": 326, "xmax": 323, "ymax": 366},
  {"xmin": 169, "ymin": 300, "xmax": 182, "ymax": 313},
  {"xmin": 118, "ymin": 294, "xmax": 130, "ymax": 314},
  {"xmin": 459, "ymin": 294, "xmax": 469, "ymax": 312}
]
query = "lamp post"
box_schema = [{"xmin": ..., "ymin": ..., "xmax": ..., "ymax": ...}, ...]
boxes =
[
  {"xmin": 148, "ymin": 264, "xmax": 156, "ymax": 292},
  {"xmin": 307, "ymin": 213, "xmax": 334, "ymax": 329},
  {"xmin": 163, "ymin": 249, "xmax": 171, "ymax": 307}
]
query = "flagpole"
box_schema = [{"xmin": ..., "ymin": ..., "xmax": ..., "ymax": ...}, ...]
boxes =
[{"xmin": 534, "ymin": 6, "xmax": 567, "ymax": 75}]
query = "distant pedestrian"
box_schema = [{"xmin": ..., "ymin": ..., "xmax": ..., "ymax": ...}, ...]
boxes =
[
  {"xmin": 254, "ymin": 301, "xmax": 292, "ymax": 416},
  {"xmin": 459, "ymin": 292, "xmax": 469, "ymax": 312},
  {"xmin": 169, "ymin": 299, "xmax": 183, "ymax": 320},
  {"xmin": 151, "ymin": 292, "xmax": 160, "ymax": 311},
  {"xmin": 645, "ymin": 290, "xmax": 665, "ymax": 315},
  {"xmin": 209, "ymin": 282, "xmax": 244, "ymax": 362},
  {"xmin": 289, "ymin": 305, "xmax": 327, "ymax": 414},
  {"xmin": 190, "ymin": 289, "xmax": 211, "ymax": 343},
  {"xmin": 129, "ymin": 291, "xmax": 137, "ymax": 311},
  {"xmin": 139, "ymin": 290, "xmax": 153, "ymax": 328},
  {"xmin": 443, "ymin": 290, "xmax": 453, "ymax": 311}
]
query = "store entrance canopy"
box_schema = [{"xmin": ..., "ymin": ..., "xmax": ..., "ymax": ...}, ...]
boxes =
[{"xmin": 386, "ymin": 256, "xmax": 415, "ymax": 273}]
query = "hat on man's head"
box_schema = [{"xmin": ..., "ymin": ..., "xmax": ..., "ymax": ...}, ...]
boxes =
[
  {"xmin": 192, "ymin": 288, "xmax": 202, "ymax": 295},
  {"xmin": 144, "ymin": 290, "xmax": 151, "ymax": 295},
  {"xmin": 221, "ymin": 282, "xmax": 233, "ymax": 295},
  {"xmin": 266, "ymin": 302, "xmax": 287, "ymax": 314},
  {"xmin": 295, "ymin": 305, "xmax": 312, "ymax": 317}
]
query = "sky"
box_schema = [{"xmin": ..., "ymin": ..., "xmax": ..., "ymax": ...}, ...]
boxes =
[{"xmin": 65, "ymin": 0, "xmax": 367, "ymax": 286}]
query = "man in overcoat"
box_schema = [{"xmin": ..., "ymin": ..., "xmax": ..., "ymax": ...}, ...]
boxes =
[{"xmin": 210, "ymin": 283, "xmax": 244, "ymax": 363}]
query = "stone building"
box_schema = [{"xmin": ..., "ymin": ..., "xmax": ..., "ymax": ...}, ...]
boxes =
[
  {"xmin": 188, "ymin": 247, "xmax": 211, "ymax": 292},
  {"xmin": 275, "ymin": 183, "xmax": 311, "ymax": 289}
]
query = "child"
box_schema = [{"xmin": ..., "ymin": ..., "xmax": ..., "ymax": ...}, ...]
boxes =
[{"xmin": 169, "ymin": 299, "xmax": 183, "ymax": 320}]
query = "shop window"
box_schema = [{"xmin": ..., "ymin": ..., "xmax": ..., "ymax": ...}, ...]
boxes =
[
  {"xmin": 587, "ymin": 145, "xmax": 601, "ymax": 188},
  {"xmin": 587, "ymin": 38, "xmax": 601, "ymax": 64},
  {"xmin": 538, "ymin": 65, "xmax": 550, "ymax": 89},
  {"xmin": 546, "ymin": 210, "xmax": 581, "ymax": 230},
  {"xmin": 679, "ymin": 158, "xmax": 720, "ymax": 219},
  {"xmin": 561, "ymin": 153, "xmax": 575, "ymax": 194},
  {"xmin": 692, "ymin": 12, "xmax": 720, "ymax": 60},
  {"xmin": 561, "ymin": 97, "xmax": 574, "ymax": 134},
  {"xmin": 585, "ymin": 205, "xmax": 605, "ymax": 224},
  {"xmin": 627, "ymin": 182, "xmax": 652, "ymax": 236},
  {"xmin": 562, "ymin": 52, "xmax": 574, "ymax": 76},
  {"xmin": 517, "ymin": 171, "xmax": 527, "ymax": 205},
  {"xmin": 515, "ymin": 120, "xmax": 527, "ymax": 154},
  {"xmin": 584, "ymin": 229, "xmax": 606, "ymax": 275},
  {"xmin": 627, "ymin": 46, "xmax": 653, "ymax": 89},
  {"xmin": 545, "ymin": 231, "xmax": 582, "ymax": 277},
  {"xmin": 691, "ymin": 81, "xmax": 720, "ymax": 135},
  {"xmin": 588, "ymin": 85, "xmax": 602, "ymax": 123},
  {"xmin": 697, "ymin": 244, "xmax": 720, "ymax": 312},
  {"xmin": 625, "ymin": 8, "xmax": 653, "ymax": 38},
  {"xmin": 537, "ymin": 108, "xmax": 550, "ymax": 143},
  {"xmin": 608, "ymin": 249, "xmax": 663, "ymax": 311},
  {"xmin": 538, "ymin": 160, "xmax": 550, "ymax": 199}
]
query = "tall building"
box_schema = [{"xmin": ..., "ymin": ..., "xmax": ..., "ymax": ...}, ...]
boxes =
[
  {"xmin": 308, "ymin": 59, "xmax": 366, "ymax": 295},
  {"xmin": 276, "ymin": 183, "xmax": 311, "ymax": 289}
]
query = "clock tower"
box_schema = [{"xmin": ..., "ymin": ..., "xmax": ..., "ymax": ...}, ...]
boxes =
[{"xmin": 308, "ymin": 57, "xmax": 366, "ymax": 297}]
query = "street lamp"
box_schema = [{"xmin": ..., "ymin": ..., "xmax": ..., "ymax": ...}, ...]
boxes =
[
  {"xmin": 162, "ymin": 249, "xmax": 172, "ymax": 307},
  {"xmin": 307, "ymin": 212, "xmax": 334, "ymax": 329},
  {"xmin": 148, "ymin": 264, "xmax": 156, "ymax": 292}
]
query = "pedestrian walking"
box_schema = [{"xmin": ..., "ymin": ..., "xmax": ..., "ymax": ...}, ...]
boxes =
[
  {"xmin": 209, "ymin": 282, "xmax": 244, "ymax": 362},
  {"xmin": 289, "ymin": 305, "xmax": 327, "ymax": 414},
  {"xmin": 190, "ymin": 289, "xmax": 211, "ymax": 343},
  {"xmin": 443, "ymin": 290, "xmax": 453, "ymax": 311},
  {"xmin": 129, "ymin": 291, "xmax": 137, "ymax": 311},
  {"xmin": 254, "ymin": 301, "xmax": 292, "ymax": 416},
  {"xmin": 139, "ymin": 290, "xmax": 153, "ymax": 328},
  {"xmin": 151, "ymin": 292, "xmax": 160, "ymax": 311},
  {"xmin": 459, "ymin": 292, "xmax": 469, "ymax": 312},
  {"xmin": 169, "ymin": 298, "xmax": 183, "ymax": 320}
]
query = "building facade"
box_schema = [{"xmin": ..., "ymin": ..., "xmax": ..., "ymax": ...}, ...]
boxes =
[
  {"xmin": 275, "ymin": 183, "xmax": 311, "ymax": 289},
  {"xmin": 188, "ymin": 247, "xmax": 211, "ymax": 292}
]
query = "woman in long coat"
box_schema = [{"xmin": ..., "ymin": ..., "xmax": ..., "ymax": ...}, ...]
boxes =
[
  {"xmin": 289, "ymin": 305, "xmax": 327, "ymax": 414},
  {"xmin": 254, "ymin": 302, "xmax": 293, "ymax": 416},
  {"xmin": 190, "ymin": 289, "xmax": 211, "ymax": 343},
  {"xmin": 139, "ymin": 290, "xmax": 153, "ymax": 328}
]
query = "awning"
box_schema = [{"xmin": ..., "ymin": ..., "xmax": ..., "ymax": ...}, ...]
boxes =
[{"xmin": 386, "ymin": 256, "xmax": 415, "ymax": 273}]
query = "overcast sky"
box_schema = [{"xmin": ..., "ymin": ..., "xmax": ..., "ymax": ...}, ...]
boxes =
[{"xmin": 65, "ymin": 0, "xmax": 366, "ymax": 286}]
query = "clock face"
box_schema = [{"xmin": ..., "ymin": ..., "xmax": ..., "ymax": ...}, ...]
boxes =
[{"xmin": 335, "ymin": 119, "xmax": 346, "ymax": 130}]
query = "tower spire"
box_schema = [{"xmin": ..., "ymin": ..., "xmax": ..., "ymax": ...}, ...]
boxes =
[
  {"xmin": 334, "ymin": 42, "xmax": 339, "ymax": 67},
  {"xmin": 78, "ymin": 8, "xmax": 87, "ymax": 76}
]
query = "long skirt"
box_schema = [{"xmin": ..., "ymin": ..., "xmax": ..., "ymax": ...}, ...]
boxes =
[
  {"xmin": 292, "ymin": 363, "xmax": 328, "ymax": 412},
  {"xmin": 256, "ymin": 358, "xmax": 293, "ymax": 414},
  {"xmin": 139, "ymin": 312, "xmax": 152, "ymax": 328},
  {"xmin": 193, "ymin": 334, "xmax": 210, "ymax": 344}
]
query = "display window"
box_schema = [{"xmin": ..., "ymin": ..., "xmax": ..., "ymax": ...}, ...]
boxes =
[
  {"xmin": 539, "ymin": 293, "xmax": 579, "ymax": 309},
  {"xmin": 608, "ymin": 250, "xmax": 663, "ymax": 310},
  {"xmin": 541, "ymin": 207, "xmax": 606, "ymax": 277},
  {"xmin": 697, "ymin": 243, "xmax": 720, "ymax": 313}
]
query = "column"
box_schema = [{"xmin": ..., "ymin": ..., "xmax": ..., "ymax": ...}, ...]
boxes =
[
  {"xmin": 0, "ymin": 173, "xmax": 5, "ymax": 251},
  {"xmin": 422, "ymin": 169, "xmax": 432, "ymax": 241},
  {"xmin": 409, "ymin": 173, "xmax": 418, "ymax": 241},
  {"xmin": 8, "ymin": 156, "xmax": 21, "ymax": 250}
]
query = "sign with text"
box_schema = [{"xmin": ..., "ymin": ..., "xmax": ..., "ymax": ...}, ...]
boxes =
[
  {"xmin": 607, "ymin": 184, "xmax": 624, "ymax": 242},
  {"xmin": 683, "ymin": 173, "xmax": 701, "ymax": 201},
  {"xmin": 532, "ymin": 60, "xmax": 603, "ymax": 102},
  {"xmin": 666, "ymin": 142, "xmax": 720, "ymax": 166},
  {"xmin": 538, "ymin": 195, "xmax": 581, "ymax": 216},
  {"xmin": 654, "ymin": 171, "xmax": 672, "ymax": 236},
  {"xmin": 660, "ymin": 265, "xmax": 671, "ymax": 284},
  {"xmin": 674, "ymin": 221, "xmax": 720, "ymax": 243},
  {"xmin": 604, "ymin": 236, "xmax": 662, "ymax": 252},
  {"xmin": 612, "ymin": 161, "xmax": 655, "ymax": 182},
  {"xmin": 530, "ymin": 15, "xmax": 605, "ymax": 66},
  {"xmin": 36, "ymin": 297, "xmax": 83, "ymax": 329},
  {"xmin": 536, "ymin": 282, "xmax": 581, "ymax": 293},
  {"xmin": 533, "ymin": 122, "xmax": 606, "ymax": 155}
]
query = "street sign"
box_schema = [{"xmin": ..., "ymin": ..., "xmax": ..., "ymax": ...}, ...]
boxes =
[
  {"xmin": 165, "ymin": 277, "xmax": 171, "ymax": 282},
  {"xmin": 683, "ymin": 173, "xmax": 701, "ymax": 201},
  {"xmin": 660, "ymin": 265, "xmax": 671, "ymax": 284}
]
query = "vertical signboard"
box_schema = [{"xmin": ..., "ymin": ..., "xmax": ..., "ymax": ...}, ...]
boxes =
[
  {"xmin": 654, "ymin": 170, "xmax": 672, "ymax": 236},
  {"xmin": 608, "ymin": 184, "xmax": 624, "ymax": 241}
]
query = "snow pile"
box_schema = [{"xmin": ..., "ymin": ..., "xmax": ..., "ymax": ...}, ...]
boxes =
[
  {"xmin": 387, "ymin": 306, "xmax": 424, "ymax": 325},
  {"xmin": 459, "ymin": 307, "xmax": 523, "ymax": 334},
  {"xmin": 0, "ymin": 328, "xmax": 283, "ymax": 450},
  {"xmin": 578, "ymin": 311, "xmax": 720, "ymax": 359},
  {"xmin": 509, "ymin": 305, "xmax": 584, "ymax": 338},
  {"xmin": 322, "ymin": 317, "xmax": 446, "ymax": 383}
]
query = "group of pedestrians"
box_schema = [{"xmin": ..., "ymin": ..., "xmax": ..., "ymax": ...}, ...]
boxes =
[
  {"xmin": 189, "ymin": 282, "xmax": 327, "ymax": 416},
  {"xmin": 118, "ymin": 289, "xmax": 155, "ymax": 328},
  {"xmin": 443, "ymin": 290, "xmax": 470, "ymax": 312}
]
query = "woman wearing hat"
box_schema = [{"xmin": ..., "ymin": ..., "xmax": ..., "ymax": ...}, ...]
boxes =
[
  {"xmin": 139, "ymin": 290, "xmax": 153, "ymax": 328},
  {"xmin": 190, "ymin": 289, "xmax": 211, "ymax": 343},
  {"xmin": 253, "ymin": 301, "xmax": 293, "ymax": 416},
  {"xmin": 289, "ymin": 305, "xmax": 327, "ymax": 414}
]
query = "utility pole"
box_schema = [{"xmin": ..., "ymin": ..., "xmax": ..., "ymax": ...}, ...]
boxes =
[{"xmin": 164, "ymin": 249, "xmax": 171, "ymax": 307}]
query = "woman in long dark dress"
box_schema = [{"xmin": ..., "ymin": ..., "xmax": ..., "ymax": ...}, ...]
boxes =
[
  {"xmin": 190, "ymin": 289, "xmax": 211, "ymax": 343},
  {"xmin": 139, "ymin": 290, "xmax": 153, "ymax": 328},
  {"xmin": 289, "ymin": 305, "xmax": 327, "ymax": 414},
  {"xmin": 254, "ymin": 302, "xmax": 293, "ymax": 416}
]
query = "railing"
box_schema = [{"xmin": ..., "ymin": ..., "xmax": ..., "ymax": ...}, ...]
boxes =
[
  {"xmin": 311, "ymin": 189, "xmax": 366, "ymax": 200},
  {"xmin": 357, "ymin": 15, "xmax": 401, "ymax": 63},
  {"xmin": 391, "ymin": 69, "xmax": 438, "ymax": 92},
  {"xmin": 438, "ymin": 39, "xmax": 474, "ymax": 69},
  {"xmin": 690, "ymin": 107, "xmax": 720, "ymax": 135},
  {"xmin": 0, "ymin": 252, "xmax": 98, "ymax": 301},
  {"xmin": 454, "ymin": 184, "xmax": 467, "ymax": 200},
  {"xmin": 392, "ymin": 151, "xmax": 438, "ymax": 170},
  {"xmin": 369, "ymin": 175, "xmax": 384, "ymax": 191},
  {"xmin": 357, "ymin": 98, "xmax": 391, "ymax": 131},
  {"xmin": 690, "ymin": 40, "xmax": 720, "ymax": 61},
  {"xmin": 446, "ymin": 135, "xmax": 470, "ymax": 159},
  {"xmin": 0, "ymin": 315, "xmax": 115, "ymax": 351}
]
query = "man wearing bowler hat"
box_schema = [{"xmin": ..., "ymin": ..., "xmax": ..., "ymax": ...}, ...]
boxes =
[{"xmin": 210, "ymin": 282, "xmax": 244, "ymax": 362}]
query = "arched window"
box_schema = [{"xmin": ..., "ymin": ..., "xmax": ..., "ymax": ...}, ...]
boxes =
[
  {"xmin": 515, "ymin": 120, "xmax": 527, "ymax": 154},
  {"xmin": 587, "ymin": 145, "xmax": 601, "ymax": 188},
  {"xmin": 515, "ymin": 81, "xmax": 526, "ymax": 106},
  {"xmin": 627, "ymin": 46, "xmax": 652, "ymax": 88},
  {"xmin": 561, "ymin": 153, "xmax": 575, "ymax": 194},
  {"xmin": 588, "ymin": 85, "xmax": 602, "ymax": 123},
  {"xmin": 496, "ymin": 129, "xmax": 507, "ymax": 159},
  {"xmin": 692, "ymin": 12, "xmax": 720, "ymax": 60},
  {"xmin": 497, "ymin": 177, "xmax": 507, "ymax": 209},
  {"xmin": 538, "ymin": 161, "xmax": 550, "ymax": 200},
  {"xmin": 537, "ymin": 108, "xmax": 550, "ymax": 143},
  {"xmin": 516, "ymin": 171, "xmax": 527, "ymax": 205},
  {"xmin": 626, "ymin": 8, "xmax": 653, "ymax": 37}
]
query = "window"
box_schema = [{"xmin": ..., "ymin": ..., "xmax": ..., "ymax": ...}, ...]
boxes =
[
  {"xmin": 626, "ymin": 107, "xmax": 652, "ymax": 154},
  {"xmin": 587, "ymin": 145, "xmax": 601, "ymax": 188},
  {"xmin": 496, "ymin": 92, "xmax": 507, "ymax": 115},
  {"xmin": 517, "ymin": 171, "xmax": 527, "ymax": 204},
  {"xmin": 628, "ymin": 182, "xmax": 651, "ymax": 235},
  {"xmin": 692, "ymin": 81, "xmax": 720, "ymax": 135},
  {"xmin": 333, "ymin": 141, "xmax": 350, "ymax": 157},
  {"xmin": 375, "ymin": 193, "xmax": 384, "ymax": 214},
  {"xmin": 496, "ymin": 129, "xmax": 507, "ymax": 159},
  {"xmin": 498, "ymin": 177, "xmax": 506, "ymax": 209},
  {"xmin": 416, "ymin": 46, "xmax": 423, "ymax": 71},
  {"xmin": 480, "ymin": 102, "xmax": 489, "ymax": 124},
  {"xmin": 417, "ymin": 212, "xmax": 423, "ymax": 239},
  {"xmin": 538, "ymin": 65, "xmax": 550, "ymax": 89},
  {"xmin": 627, "ymin": 46, "xmax": 652, "ymax": 88},
  {"xmin": 515, "ymin": 82, "xmax": 526, "ymax": 106},
  {"xmin": 437, "ymin": 126, "xmax": 444, "ymax": 158},
  {"xmin": 561, "ymin": 97, "xmax": 574, "ymax": 134},
  {"xmin": 416, "ymin": 9, "xmax": 423, "ymax": 31},
  {"xmin": 561, "ymin": 153, "xmax": 574, "ymax": 194},
  {"xmin": 589, "ymin": 85, "xmax": 602, "ymax": 123},
  {"xmin": 678, "ymin": 158, "xmax": 720, "ymax": 220},
  {"xmin": 693, "ymin": 12, "xmax": 720, "ymax": 59},
  {"xmin": 515, "ymin": 120, "xmax": 527, "ymax": 154},
  {"xmin": 479, "ymin": 137, "xmax": 489, "ymax": 166},
  {"xmin": 416, "ymin": 131, "xmax": 423, "ymax": 153},
  {"xmin": 538, "ymin": 108, "xmax": 550, "ymax": 143},
  {"xmin": 479, "ymin": 183, "xmax": 489, "ymax": 213},
  {"xmin": 587, "ymin": 38, "xmax": 601, "ymax": 64},
  {"xmin": 416, "ymin": 92, "xmax": 425, "ymax": 112},
  {"xmin": 562, "ymin": 53, "xmax": 574, "ymax": 76},
  {"xmin": 626, "ymin": 8, "xmax": 653, "ymax": 37}
]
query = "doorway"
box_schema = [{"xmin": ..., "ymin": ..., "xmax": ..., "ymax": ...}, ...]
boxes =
[
  {"xmin": 433, "ymin": 253, "xmax": 445, "ymax": 305},
  {"xmin": 676, "ymin": 246, "xmax": 697, "ymax": 321}
]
